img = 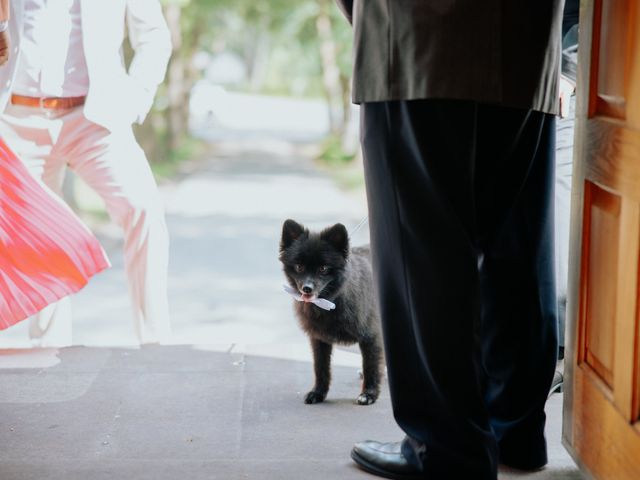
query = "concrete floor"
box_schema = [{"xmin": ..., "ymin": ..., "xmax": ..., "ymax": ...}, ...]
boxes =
[{"xmin": 0, "ymin": 346, "xmax": 583, "ymax": 480}]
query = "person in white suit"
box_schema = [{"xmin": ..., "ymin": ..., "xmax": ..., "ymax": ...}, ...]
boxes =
[{"xmin": 0, "ymin": 0, "xmax": 173, "ymax": 345}]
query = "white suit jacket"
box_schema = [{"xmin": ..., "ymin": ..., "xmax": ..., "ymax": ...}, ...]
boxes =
[{"xmin": 2, "ymin": 0, "xmax": 172, "ymax": 131}]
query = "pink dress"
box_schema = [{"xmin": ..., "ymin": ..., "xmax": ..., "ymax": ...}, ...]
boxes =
[{"xmin": 0, "ymin": 138, "xmax": 109, "ymax": 329}]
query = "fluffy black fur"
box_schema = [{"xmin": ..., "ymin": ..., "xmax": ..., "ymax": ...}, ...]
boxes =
[{"xmin": 279, "ymin": 219, "xmax": 383, "ymax": 405}]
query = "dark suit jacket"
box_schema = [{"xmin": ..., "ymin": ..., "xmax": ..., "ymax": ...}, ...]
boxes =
[{"xmin": 337, "ymin": 0, "xmax": 564, "ymax": 114}]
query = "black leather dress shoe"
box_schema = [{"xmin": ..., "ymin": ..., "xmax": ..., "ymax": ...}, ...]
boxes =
[
  {"xmin": 351, "ymin": 441, "xmax": 423, "ymax": 479},
  {"xmin": 549, "ymin": 360, "xmax": 564, "ymax": 397},
  {"xmin": 548, "ymin": 369, "xmax": 564, "ymax": 397}
]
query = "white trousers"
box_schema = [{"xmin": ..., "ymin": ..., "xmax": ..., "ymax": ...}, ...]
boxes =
[{"xmin": 0, "ymin": 105, "xmax": 171, "ymax": 345}]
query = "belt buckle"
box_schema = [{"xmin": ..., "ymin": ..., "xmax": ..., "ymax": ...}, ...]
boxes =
[{"xmin": 39, "ymin": 97, "xmax": 48, "ymax": 110}]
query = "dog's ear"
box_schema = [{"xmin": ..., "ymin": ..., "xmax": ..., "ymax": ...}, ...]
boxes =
[
  {"xmin": 281, "ymin": 219, "xmax": 306, "ymax": 251},
  {"xmin": 321, "ymin": 223, "xmax": 349, "ymax": 257}
]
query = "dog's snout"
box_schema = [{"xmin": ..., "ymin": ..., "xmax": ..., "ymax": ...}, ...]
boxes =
[{"xmin": 302, "ymin": 285, "xmax": 313, "ymax": 294}]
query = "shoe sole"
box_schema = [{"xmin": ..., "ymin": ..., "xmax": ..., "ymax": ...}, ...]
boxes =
[
  {"xmin": 350, "ymin": 450, "xmax": 424, "ymax": 480},
  {"xmin": 548, "ymin": 381, "xmax": 564, "ymax": 398}
]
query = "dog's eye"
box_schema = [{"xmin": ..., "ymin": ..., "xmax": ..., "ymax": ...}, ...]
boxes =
[
  {"xmin": 294, "ymin": 264, "xmax": 304, "ymax": 273},
  {"xmin": 319, "ymin": 266, "xmax": 329, "ymax": 274}
]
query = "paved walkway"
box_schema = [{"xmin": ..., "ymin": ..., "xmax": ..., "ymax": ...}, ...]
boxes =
[{"xmin": 0, "ymin": 346, "xmax": 581, "ymax": 480}]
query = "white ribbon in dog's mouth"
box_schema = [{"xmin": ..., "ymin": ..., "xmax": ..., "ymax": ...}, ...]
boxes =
[{"xmin": 283, "ymin": 285, "xmax": 336, "ymax": 311}]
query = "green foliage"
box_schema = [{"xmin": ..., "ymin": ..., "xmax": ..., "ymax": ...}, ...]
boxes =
[
  {"xmin": 150, "ymin": 133, "xmax": 209, "ymax": 180},
  {"xmin": 174, "ymin": 0, "xmax": 353, "ymax": 98},
  {"xmin": 315, "ymin": 135, "xmax": 364, "ymax": 191},
  {"xmin": 317, "ymin": 134, "xmax": 356, "ymax": 166},
  {"xmin": 145, "ymin": 0, "xmax": 356, "ymax": 172}
]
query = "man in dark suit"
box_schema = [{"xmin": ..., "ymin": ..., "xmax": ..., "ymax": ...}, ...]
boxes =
[{"xmin": 336, "ymin": 1, "xmax": 564, "ymax": 479}]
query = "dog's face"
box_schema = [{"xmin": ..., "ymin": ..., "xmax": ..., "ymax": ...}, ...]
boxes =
[{"xmin": 279, "ymin": 219, "xmax": 349, "ymax": 302}]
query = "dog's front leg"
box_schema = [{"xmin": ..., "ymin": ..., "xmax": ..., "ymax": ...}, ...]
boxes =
[
  {"xmin": 305, "ymin": 338, "xmax": 332, "ymax": 404},
  {"xmin": 357, "ymin": 337, "xmax": 383, "ymax": 405}
]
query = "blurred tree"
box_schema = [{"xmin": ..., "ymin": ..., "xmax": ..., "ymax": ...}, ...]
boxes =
[{"xmin": 135, "ymin": 0, "xmax": 355, "ymax": 165}]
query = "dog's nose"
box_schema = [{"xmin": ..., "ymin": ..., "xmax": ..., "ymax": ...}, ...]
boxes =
[{"xmin": 302, "ymin": 285, "xmax": 313, "ymax": 294}]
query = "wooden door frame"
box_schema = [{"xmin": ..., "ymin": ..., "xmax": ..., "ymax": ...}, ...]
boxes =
[{"xmin": 561, "ymin": 0, "xmax": 592, "ymax": 461}]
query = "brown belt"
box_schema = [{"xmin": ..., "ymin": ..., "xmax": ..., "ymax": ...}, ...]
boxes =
[{"xmin": 10, "ymin": 94, "xmax": 86, "ymax": 110}]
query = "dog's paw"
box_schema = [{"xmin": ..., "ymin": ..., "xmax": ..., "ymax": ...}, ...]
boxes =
[
  {"xmin": 356, "ymin": 393, "xmax": 377, "ymax": 405},
  {"xmin": 304, "ymin": 391, "xmax": 326, "ymax": 404}
]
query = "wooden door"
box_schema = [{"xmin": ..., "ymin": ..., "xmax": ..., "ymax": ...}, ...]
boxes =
[{"xmin": 563, "ymin": 1, "xmax": 640, "ymax": 479}]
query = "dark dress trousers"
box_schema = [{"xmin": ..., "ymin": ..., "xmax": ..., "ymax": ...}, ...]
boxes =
[{"xmin": 337, "ymin": 1, "xmax": 564, "ymax": 478}]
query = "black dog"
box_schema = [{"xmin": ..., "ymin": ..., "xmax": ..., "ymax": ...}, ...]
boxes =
[{"xmin": 280, "ymin": 219, "xmax": 383, "ymax": 405}]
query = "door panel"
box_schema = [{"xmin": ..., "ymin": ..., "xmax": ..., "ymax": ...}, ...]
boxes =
[
  {"xmin": 582, "ymin": 182, "xmax": 619, "ymax": 389},
  {"xmin": 593, "ymin": 0, "xmax": 632, "ymax": 118},
  {"xmin": 563, "ymin": 0, "xmax": 640, "ymax": 479}
]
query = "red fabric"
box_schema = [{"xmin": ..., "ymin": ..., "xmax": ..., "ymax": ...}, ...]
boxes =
[{"xmin": 0, "ymin": 138, "xmax": 109, "ymax": 328}]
